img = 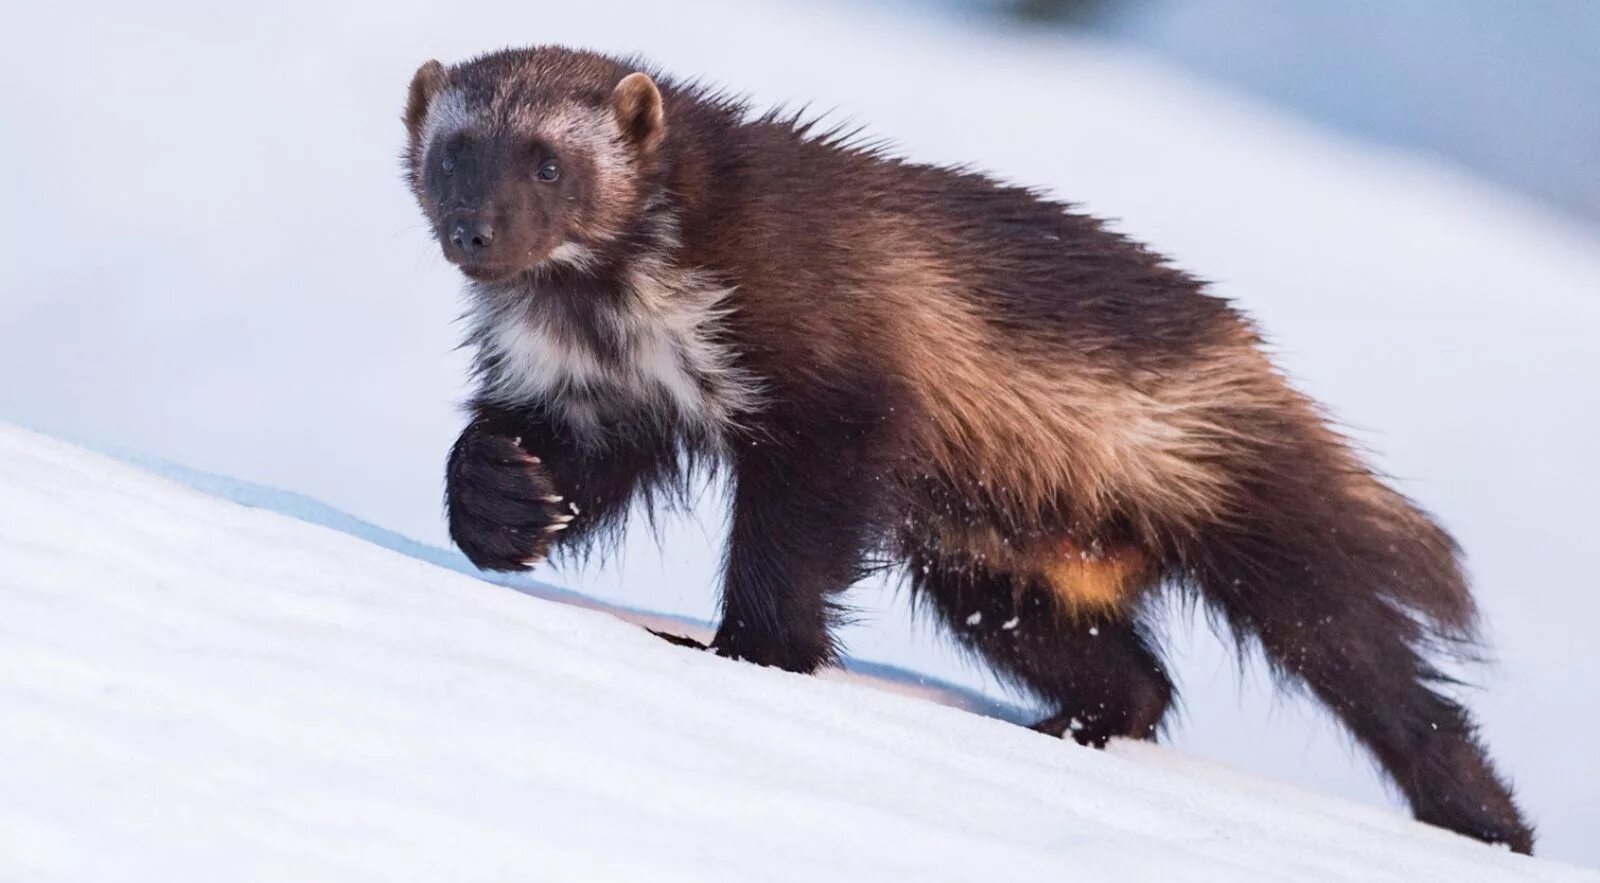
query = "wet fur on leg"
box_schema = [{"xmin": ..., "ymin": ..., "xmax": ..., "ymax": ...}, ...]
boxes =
[{"xmin": 908, "ymin": 552, "xmax": 1174, "ymax": 748}]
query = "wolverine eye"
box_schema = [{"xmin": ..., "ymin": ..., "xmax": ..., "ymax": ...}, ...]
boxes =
[
  {"xmin": 537, "ymin": 159, "xmax": 560, "ymax": 182},
  {"xmin": 440, "ymin": 151, "xmax": 456, "ymax": 175}
]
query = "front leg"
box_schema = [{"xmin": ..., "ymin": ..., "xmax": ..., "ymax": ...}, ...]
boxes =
[
  {"xmin": 446, "ymin": 410, "xmax": 570, "ymax": 572},
  {"xmin": 446, "ymin": 403, "xmax": 671, "ymax": 571},
  {"xmin": 713, "ymin": 432, "xmax": 884, "ymax": 673}
]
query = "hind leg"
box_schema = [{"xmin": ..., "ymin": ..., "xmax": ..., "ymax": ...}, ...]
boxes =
[
  {"xmin": 911, "ymin": 555, "xmax": 1173, "ymax": 747},
  {"xmin": 1205, "ymin": 571, "xmax": 1534, "ymax": 852}
]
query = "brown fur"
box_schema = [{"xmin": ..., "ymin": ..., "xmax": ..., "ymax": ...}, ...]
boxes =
[{"xmin": 406, "ymin": 47, "xmax": 1532, "ymax": 853}]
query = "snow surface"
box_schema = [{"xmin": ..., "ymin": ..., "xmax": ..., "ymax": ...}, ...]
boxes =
[
  {"xmin": 2, "ymin": 424, "xmax": 1592, "ymax": 881},
  {"xmin": 4, "ymin": 0, "xmax": 1600, "ymax": 866}
]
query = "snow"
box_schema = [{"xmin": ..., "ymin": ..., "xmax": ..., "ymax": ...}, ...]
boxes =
[
  {"xmin": 4, "ymin": 0, "xmax": 1600, "ymax": 867},
  {"xmin": 2, "ymin": 424, "xmax": 1593, "ymax": 882}
]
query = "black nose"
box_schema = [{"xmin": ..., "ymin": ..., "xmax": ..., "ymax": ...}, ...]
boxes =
[{"xmin": 449, "ymin": 217, "xmax": 495, "ymax": 260}]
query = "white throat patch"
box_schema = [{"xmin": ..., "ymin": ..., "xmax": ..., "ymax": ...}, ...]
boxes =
[{"xmin": 467, "ymin": 252, "xmax": 760, "ymax": 447}]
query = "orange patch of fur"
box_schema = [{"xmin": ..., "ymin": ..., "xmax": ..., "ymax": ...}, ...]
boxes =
[
  {"xmin": 922, "ymin": 522, "xmax": 1152, "ymax": 617},
  {"xmin": 1044, "ymin": 544, "xmax": 1150, "ymax": 614}
]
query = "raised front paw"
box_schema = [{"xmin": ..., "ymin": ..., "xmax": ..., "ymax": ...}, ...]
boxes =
[{"xmin": 446, "ymin": 427, "xmax": 575, "ymax": 571}]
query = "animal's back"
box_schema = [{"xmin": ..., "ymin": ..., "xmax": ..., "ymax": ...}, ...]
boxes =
[{"xmin": 700, "ymin": 128, "xmax": 1265, "ymax": 534}]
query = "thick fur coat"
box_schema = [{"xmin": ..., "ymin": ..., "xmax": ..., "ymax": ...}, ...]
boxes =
[{"xmin": 402, "ymin": 47, "xmax": 1533, "ymax": 852}]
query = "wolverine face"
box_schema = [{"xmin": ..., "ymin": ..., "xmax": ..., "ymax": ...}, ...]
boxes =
[
  {"xmin": 418, "ymin": 123, "xmax": 585, "ymax": 282},
  {"xmin": 403, "ymin": 51, "xmax": 667, "ymax": 283}
]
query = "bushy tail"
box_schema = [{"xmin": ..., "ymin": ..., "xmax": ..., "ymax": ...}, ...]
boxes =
[{"xmin": 1177, "ymin": 395, "xmax": 1530, "ymax": 851}]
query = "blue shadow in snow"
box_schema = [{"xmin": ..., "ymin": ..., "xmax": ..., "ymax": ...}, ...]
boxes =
[{"xmin": 109, "ymin": 446, "xmax": 1032, "ymax": 725}]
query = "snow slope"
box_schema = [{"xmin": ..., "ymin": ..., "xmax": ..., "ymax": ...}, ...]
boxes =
[
  {"xmin": 108, "ymin": 442, "xmax": 1031, "ymax": 725},
  {"xmin": 2, "ymin": 425, "xmax": 1590, "ymax": 881}
]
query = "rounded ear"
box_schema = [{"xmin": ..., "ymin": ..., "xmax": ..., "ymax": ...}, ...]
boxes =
[
  {"xmin": 404, "ymin": 60, "xmax": 447, "ymax": 139},
  {"xmin": 610, "ymin": 72, "xmax": 666, "ymax": 153}
]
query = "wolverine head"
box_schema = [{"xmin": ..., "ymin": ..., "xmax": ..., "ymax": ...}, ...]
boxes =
[{"xmin": 403, "ymin": 48, "xmax": 667, "ymax": 283}]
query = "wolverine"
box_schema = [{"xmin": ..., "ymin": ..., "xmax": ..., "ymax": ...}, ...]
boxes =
[{"xmin": 403, "ymin": 46, "xmax": 1532, "ymax": 851}]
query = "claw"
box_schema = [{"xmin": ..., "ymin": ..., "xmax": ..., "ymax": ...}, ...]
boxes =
[
  {"xmin": 541, "ymin": 495, "xmax": 564, "ymax": 503},
  {"xmin": 551, "ymin": 513, "xmax": 576, "ymax": 524},
  {"xmin": 543, "ymin": 522, "xmax": 569, "ymax": 533}
]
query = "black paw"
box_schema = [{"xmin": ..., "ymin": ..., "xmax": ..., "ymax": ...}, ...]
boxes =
[
  {"xmin": 709, "ymin": 626, "xmax": 833, "ymax": 674},
  {"xmin": 647, "ymin": 629, "xmax": 710, "ymax": 650},
  {"xmin": 1031, "ymin": 677, "xmax": 1169, "ymax": 748},
  {"xmin": 446, "ymin": 426, "xmax": 574, "ymax": 572},
  {"xmin": 1031, "ymin": 710, "xmax": 1120, "ymax": 749}
]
